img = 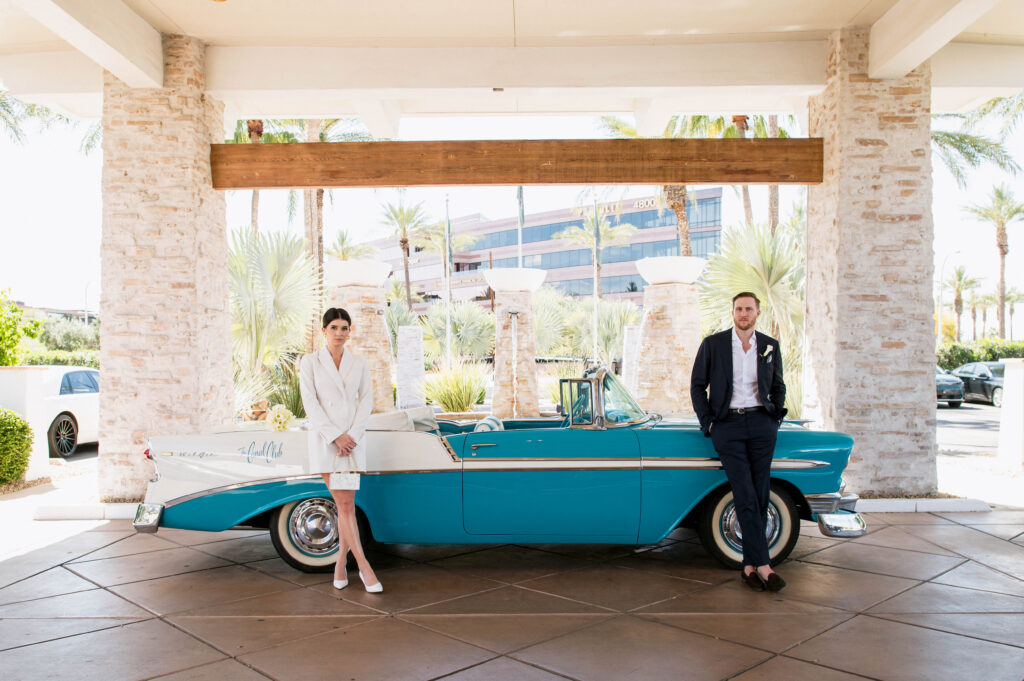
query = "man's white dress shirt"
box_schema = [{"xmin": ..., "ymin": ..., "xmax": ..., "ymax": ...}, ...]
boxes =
[{"xmin": 730, "ymin": 327, "xmax": 762, "ymax": 409}]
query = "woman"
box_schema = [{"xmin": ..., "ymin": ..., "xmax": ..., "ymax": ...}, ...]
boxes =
[{"xmin": 299, "ymin": 307, "xmax": 382, "ymax": 593}]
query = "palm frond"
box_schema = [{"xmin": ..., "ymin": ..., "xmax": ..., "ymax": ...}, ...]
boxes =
[{"xmin": 931, "ymin": 130, "xmax": 1019, "ymax": 189}]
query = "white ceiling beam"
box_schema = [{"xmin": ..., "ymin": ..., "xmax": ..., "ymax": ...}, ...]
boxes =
[
  {"xmin": 13, "ymin": 0, "xmax": 162, "ymax": 88},
  {"xmin": 0, "ymin": 50, "xmax": 103, "ymax": 117},
  {"xmin": 206, "ymin": 43, "xmax": 827, "ymax": 93},
  {"xmin": 633, "ymin": 98, "xmax": 673, "ymax": 137},
  {"xmin": 355, "ymin": 100, "xmax": 401, "ymax": 139},
  {"xmin": 869, "ymin": 0, "xmax": 1002, "ymax": 79}
]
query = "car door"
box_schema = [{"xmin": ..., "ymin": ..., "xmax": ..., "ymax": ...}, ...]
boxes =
[
  {"xmin": 461, "ymin": 427, "xmax": 641, "ymax": 540},
  {"xmin": 957, "ymin": 364, "xmax": 978, "ymax": 398},
  {"xmin": 66, "ymin": 370, "xmax": 99, "ymax": 442}
]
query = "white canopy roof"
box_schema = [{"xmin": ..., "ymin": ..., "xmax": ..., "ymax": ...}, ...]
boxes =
[{"xmin": 2, "ymin": 0, "xmax": 1024, "ymax": 134}]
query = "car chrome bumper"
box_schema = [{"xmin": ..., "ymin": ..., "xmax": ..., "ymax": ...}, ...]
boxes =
[
  {"xmin": 806, "ymin": 492, "xmax": 860, "ymax": 514},
  {"xmin": 817, "ymin": 512, "xmax": 867, "ymax": 538},
  {"xmin": 133, "ymin": 503, "xmax": 163, "ymax": 534}
]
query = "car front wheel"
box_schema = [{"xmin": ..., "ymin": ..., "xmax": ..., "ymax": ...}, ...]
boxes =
[
  {"xmin": 268, "ymin": 498, "xmax": 370, "ymax": 573},
  {"xmin": 47, "ymin": 414, "xmax": 78, "ymax": 458},
  {"xmin": 697, "ymin": 484, "xmax": 800, "ymax": 570},
  {"xmin": 992, "ymin": 388, "xmax": 1003, "ymax": 407}
]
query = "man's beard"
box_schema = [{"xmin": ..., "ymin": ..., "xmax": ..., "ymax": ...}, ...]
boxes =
[{"xmin": 735, "ymin": 318, "xmax": 756, "ymax": 331}]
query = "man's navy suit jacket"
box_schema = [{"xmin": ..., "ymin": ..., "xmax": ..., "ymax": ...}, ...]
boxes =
[{"xmin": 689, "ymin": 328, "xmax": 788, "ymax": 436}]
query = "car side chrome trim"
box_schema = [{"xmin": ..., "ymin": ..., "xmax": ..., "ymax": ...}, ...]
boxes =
[
  {"xmin": 770, "ymin": 459, "xmax": 831, "ymax": 469},
  {"xmin": 440, "ymin": 437, "xmax": 460, "ymax": 462},
  {"xmin": 643, "ymin": 458, "xmax": 831, "ymax": 470},
  {"xmin": 162, "ymin": 475, "xmax": 320, "ymax": 508}
]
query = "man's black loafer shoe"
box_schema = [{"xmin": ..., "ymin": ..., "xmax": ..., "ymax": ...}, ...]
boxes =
[
  {"xmin": 741, "ymin": 570, "xmax": 766, "ymax": 592},
  {"xmin": 764, "ymin": 572, "xmax": 786, "ymax": 592}
]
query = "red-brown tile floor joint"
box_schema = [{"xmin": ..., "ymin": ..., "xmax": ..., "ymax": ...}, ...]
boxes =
[{"xmin": 0, "ymin": 515, "xmax": 1021, "ymax": 681}]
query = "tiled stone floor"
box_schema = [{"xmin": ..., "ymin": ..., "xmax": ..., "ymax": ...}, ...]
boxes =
[{"xmin": 0, "ymin": 512, "xmax": 1022, "ymax": 680}]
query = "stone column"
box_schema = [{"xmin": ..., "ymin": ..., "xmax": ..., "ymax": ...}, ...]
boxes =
[
  {"xmin": 806, "ymin": 28, "xmax": 936, "ymax": 495},
  {"xmin": 492, "ymin": 291, "xmax": 540, "ymax": 419},
  {"xmin": 620, "ymin": 324, "xmax": 641, "ymax": 394},
  {"xmin": 99, "ymin": 35, "xmax": 232, "ymax": 500},
  {"xmin": 396, "ymin": 325, "xmax": 426, "ymax": 409},
  {"xmin": 635, "ymin": 283, "xmax": 701, "ymax": 415},
  {"xmin": 326, "ymin": 285, "xmax": 394, "ymax": 413}
]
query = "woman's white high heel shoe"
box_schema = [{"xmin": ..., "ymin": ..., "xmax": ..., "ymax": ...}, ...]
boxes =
[
  {"xmin": 360, "ymin": 571, "xmax": 383, "ymax": 593},
  {"xmin": 333, "ymin": 569, "xmax": 348, "ymax": 590}
]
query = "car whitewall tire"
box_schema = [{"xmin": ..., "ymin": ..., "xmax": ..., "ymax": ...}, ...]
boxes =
[
  {"xmin": 269, "ymin": 498, "xmax": 341, "ymax": 572},
  {"xmin": 697, "ymin": 485, "xmax": 799, "ymax": 570}
]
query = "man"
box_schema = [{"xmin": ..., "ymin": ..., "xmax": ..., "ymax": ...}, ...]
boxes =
[{"xmin": 690, "ymin": 292, "xmax": 788, "ymax": 592}]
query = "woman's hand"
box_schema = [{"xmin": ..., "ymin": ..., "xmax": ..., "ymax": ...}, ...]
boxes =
[{"xmin": 333, "ymin": 433, "xmax": 357, "ymax": 456}]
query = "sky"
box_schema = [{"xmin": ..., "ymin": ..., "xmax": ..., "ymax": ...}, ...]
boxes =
[{"xmin": 1, "ymin": 111, "xmax": 1023, "ymax": 338}]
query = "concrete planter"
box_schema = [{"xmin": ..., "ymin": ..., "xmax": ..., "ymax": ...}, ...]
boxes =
[
  {"xmin": 636, "ymin": 256, "xmax": 706, "ymax": 285},
  {"xmin": 325, "ymin": 259, "xmax": 393, "ymax": 288},
  {"xmin": 484, "ymin": 267, "xmax": 547, "ymax": 292}
]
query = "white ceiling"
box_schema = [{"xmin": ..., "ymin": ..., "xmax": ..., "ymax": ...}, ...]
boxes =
[{"xmin": 2, "ymin": 0, "xmax": 1024, "ymax": 130}]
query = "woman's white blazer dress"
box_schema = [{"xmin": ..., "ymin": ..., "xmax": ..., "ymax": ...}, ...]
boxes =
[{"xmin": 299, "ymin": 348, "xmax": 373, "ymax": 475}]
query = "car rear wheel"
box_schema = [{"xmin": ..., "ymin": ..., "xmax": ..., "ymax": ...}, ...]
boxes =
[
  {"xmin": 47, "ymin": 414, "xmax": 78, "ymax": 458},
  {"xmin": 946, "ymin": 400, "xmax": 962, "ymax": 408},
  {"xmin": 269, "ymin": 498, "xmax": 370, "ymax": 573},
  {"xmin": 697, "ymin": 484, "xmax": 799, "ymax": 570},
  {"xmin": 992, "ymin": 388, "xmax": 1003, "ymax": 407}
]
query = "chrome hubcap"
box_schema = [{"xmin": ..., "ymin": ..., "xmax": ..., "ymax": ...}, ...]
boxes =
[
  {"xmin": 287, "ymin": 499, "xmax": 338, "ymax": 556},
  {"xmin": 721, "ymin": 500, "xmax": 782, "ymax": 553}
]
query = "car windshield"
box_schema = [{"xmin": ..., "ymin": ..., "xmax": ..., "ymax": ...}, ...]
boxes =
[
  {"xmin": 602, "ymin": 373, "xmax": 647, "ymax": 424},
  {"xmin": 988, "ymin": 364, "xmax": 1005, "ymax": 378}
]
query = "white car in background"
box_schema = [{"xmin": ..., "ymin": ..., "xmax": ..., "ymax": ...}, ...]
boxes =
[{"xmin": 0, "ymin": 366, "xmax": 102, "ymax": 458}]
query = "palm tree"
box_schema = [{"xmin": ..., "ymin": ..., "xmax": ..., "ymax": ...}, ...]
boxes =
[
  {"xmin": 327, "ymin": 229, "xmax": 377, "ymax": 260},
  {"xmin": 412, "ymin": 221, "xmax": 480, "ymax": 254},
  {"xmin": 386, "ymin": 277, "xmax": 422, "ymax": 306},
  {"xmin": 931, "ymin": 128, "xmax": 1019, "ymax": 189},
  {"xmin": 600, "ymin": 115, "xmax": 728, "ymax": 255},
  {"xmin": 943, "ymin": 266, "xmax": 980, "ymax": 342},
  {"xmin": 226, "ymin": 120, "xmax": 299, "ymax": 233},
  {"xmin": 979, "ymin": 292, "xmax": 999, "ymax": 339},
  {"xmin": 1006, "ymin": 287, "xmax": 1024, "ymax": 341},
  {"xmin": 553, "ymin": 209, "xmax": 636, "ymax": 300},
  {"xmin": 381, "ymin": 192, "xmax": 432, "ymax": 309},
  {"xmin": 0, "ymin": 91, "xmax": 69, "ymax": 143},
  {"xmin": 965, "ymin": 290, "xmax": 983, "ymax": 341},
  {"xmin": 228, "ymin": 229, "xmax": 320, "ymax": 413},
  {"xmin": 964, "ymin": 185, "xmax": 1024, "ymax": 338}
]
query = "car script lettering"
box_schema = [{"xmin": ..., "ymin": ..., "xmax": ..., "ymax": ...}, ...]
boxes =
[{"xmin": 238, "ymin": 440, "xmax": 285, "ymax": 464}]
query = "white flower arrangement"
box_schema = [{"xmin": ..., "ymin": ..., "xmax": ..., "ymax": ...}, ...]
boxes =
[{"xmin": 267, "ymin": 404, "xmax": 295, "ymax": 432}]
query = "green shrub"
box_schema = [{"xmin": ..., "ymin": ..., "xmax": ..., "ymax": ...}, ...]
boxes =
[
  {"xmin": 937, "ymin": 340, "xmax": 1024, "ymax": 370},
  {"xmin": 423, "ymin": 362, "xmax": 488, "ymax": 413},
  {"xmin": 0, "ymin": 409, "xmax": 33, "ymax": 485},
  {"xmin": 21, "ymin": 350, "xmax": 99, "ymax": 368},
  {"xmin": 40, "ymin": 317, "xmax": 99, "ymax": 352}
]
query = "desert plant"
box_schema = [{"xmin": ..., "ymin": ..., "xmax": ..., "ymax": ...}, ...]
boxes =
[
  {"xmin": 0, "ymin": 408, "xmax": 33, "ymax": 485},
  {"xmin": 421, "ymin": 301, "xmax": 496, "ymax": 361},
  {"xmin": 40, "ymin": 316, "xmax": 98, "ymax": 352},
  {"xmin": 385, "ymin": 302, "xmax": 419, "ymax": 358},
  {"xmin": 268, "ymin": 359, "xmax": 306, "ymax": 418},
  {"xmin": 541, "ymin": 360, "xmax": 587, "ymax": 404},
  {"xmin": 229, "ymin": 229, "xmax": 320, "ymax": 413},
  {"xmin": 533, "ymin": 285, "xmax": 573, "ymax": 356},
  {"xmin": 422, "ymin": 361, "xmax": 489, "ymax": 413},
  {"xmin": 562, "ymin": 298, "xmax": 640, "ymax": 364}
]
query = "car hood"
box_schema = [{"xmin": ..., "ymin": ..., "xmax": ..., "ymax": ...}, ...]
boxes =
[{"xmin": 936, "ymin": 375, "xmax": 963, "ymax": 386}]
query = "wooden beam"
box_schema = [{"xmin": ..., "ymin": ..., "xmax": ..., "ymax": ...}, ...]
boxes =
[{"xmin": 211, "ymin": 138, "xmax": 823, "ymax": 190}]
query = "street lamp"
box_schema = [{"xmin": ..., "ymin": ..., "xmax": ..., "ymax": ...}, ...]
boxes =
[{"xmin": 936, "ymin": 250, "xmax": 961, "ymax": 346}]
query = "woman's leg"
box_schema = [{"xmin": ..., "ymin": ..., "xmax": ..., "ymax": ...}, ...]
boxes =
[
  {"xmin": 332, "ymin": 488, "xmax": 378, "ymax": 586},
  {"xmin": 320, "ymin": 474, "xmax": 349, "ymax": 580}
]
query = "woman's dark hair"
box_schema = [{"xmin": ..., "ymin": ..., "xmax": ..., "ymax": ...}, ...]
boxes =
[{"xmin": 322, "ymin": 307, "xmax": 352, "ymax": 328}]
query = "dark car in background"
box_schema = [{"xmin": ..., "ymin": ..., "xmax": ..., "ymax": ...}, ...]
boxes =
[
  {"xmin": 951, "ymin": 362, "xmax": 1004, "ymax": 407},
  {"xmin": 935, "ymin": 366, "xmax": 964, "ymax": 408}
]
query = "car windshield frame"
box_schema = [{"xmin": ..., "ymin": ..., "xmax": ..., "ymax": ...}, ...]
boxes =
[
  {"xmin": 986, "ymin": 364, "xmax": 1004, "ymax": 378},
  {"xmin": 601, "ymin": 372, "xmax": 648, "ymax": 426}
]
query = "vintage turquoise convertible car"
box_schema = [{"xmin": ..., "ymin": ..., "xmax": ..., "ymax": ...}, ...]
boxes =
[{"xmin": 134, "ymin": 368, "xmax": 865, "ymax": 572}]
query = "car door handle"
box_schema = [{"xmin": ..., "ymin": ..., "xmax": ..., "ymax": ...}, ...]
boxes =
[{"xmin": 471, "ymin": 443, "xmax": 498, "ymax": 450}]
